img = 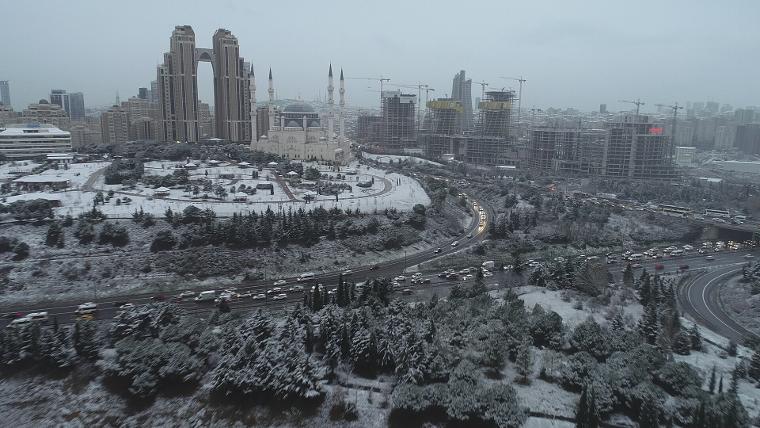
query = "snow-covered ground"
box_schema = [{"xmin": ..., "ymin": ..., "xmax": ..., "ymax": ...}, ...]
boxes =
[
  {"xmin": 362, "ymin": 152, "xmax": 444, "ymax": 167},
  {"xmin": 3, "ymin": 160, "xmax": 430, "ymax": 218},
  {"xmin": 0, "ymin": 161, "xmax": 42, "ymax": 181}
]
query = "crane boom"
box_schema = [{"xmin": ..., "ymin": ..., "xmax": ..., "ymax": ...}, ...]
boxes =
[{"xmin": 618, "ymin": 99, "xmax": 646, "ymax": 116}]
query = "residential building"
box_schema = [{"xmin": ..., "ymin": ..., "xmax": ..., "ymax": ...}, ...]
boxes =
[
  {"xmin": 0, "ymin": 124, "xmax": 72, "ymax": 159},
  {"xmin": 451, "ymin": 70, "xmax": 473, "ymax": 131},
  {"xmin": 527, "ymin": 128, "xmax": 606, "ymax": 175},
  {"xmin": 735, "ymin": 109, "xmax": 756, "ymax": 125},
  {"xmin": 0, "ymin": 81, "xmax": 10, "ymax": 107},
  {"xmin": 357, "ymin": 114, "xmax": 382, "ymax": 144},
  {"xmin": 100, "ymin": 105, "xmax": 129, "ymax": 145},
  {"xmin": 0, "ymin": 104, "xmax": 18, "ymax": 127},
  {"xmin": 602, "ymin": 114, "xmax": 675, "ymax": 179},
  {"xmin": 69, "ymin": 92, "xmax": 85, "ymax": 121},
  {"xmin": 49, "ymin": 89, "xmax": 71, "ymax": 116},
  {"xmin": 715, "ymin": 125, "xmax": 736, "ymax": 150},
  {"xmin": 138, "ymin": 87, "xmax": 148, "ymax": 100},
  {"xmin": 735, "ymin": 124, "xmax": 760, "ymax": 154},
  {"xmin": 22, "ymin": 100, "xmax": 70, "ymax": 130},
  {"xmin": 157, "ymin": 25, "xmax": 252, "ymax": 143}
]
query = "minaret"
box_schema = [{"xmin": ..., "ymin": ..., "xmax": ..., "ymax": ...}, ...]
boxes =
[
  {"xmin": 249, "ymin": 64, "xmax": 256, "ymax": 143},
  {"xmin": 339, "ymin": 68, "xmax": 345, "ymax": 141},
  {"xmin": 268, "ymin": 68, "xmax": 275, "ymax": 130},
  {"xmin": 327, "ymin": 64, "xmax": 334, "ymax": 141}
]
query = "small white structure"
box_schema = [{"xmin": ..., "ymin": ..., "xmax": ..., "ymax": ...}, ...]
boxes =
[
  {"xmin": 238, "ymin": 161, "xmax": 251, "ymax": 168},
  {"xmin": 184, "ymin": 162, "xmax": 198, "ymax": 170},
  {"xmin": 267, "ymin": 161, "xmax": 279, "ymax": 167},
  {"xmin": 233, "ymin": 192, "xmax": 248, "ymax": 201},
  {"xmin": 286, "ymin": 170, "xmax": 299, "ymax": 178},
  {"xmin": 153, "ymin": 187, "xmax": 171, "ymax": 197}
]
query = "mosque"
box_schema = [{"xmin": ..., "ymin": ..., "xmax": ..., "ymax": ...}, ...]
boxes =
[{"xmin": 250, "ymin": 65, "xmax": 351, "ymax": 164}]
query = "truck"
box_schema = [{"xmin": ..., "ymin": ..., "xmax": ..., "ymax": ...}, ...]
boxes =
[{"xmin": 482, "ymin": 260, "xmax": 495, "ymax": 270}]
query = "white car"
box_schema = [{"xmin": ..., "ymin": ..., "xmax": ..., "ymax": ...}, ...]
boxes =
[
  {"xmin": 238, "ymin": 292, "xmax": 252, "ymax": 299},
  {"xmin": 178, "ymin": 291, "xmax": 195, "ymax": 299},
  {"xmin": 27, "ymin": 312, "xmax": 49, "ymax": 323},
  {"xmin": 451, "ymin": 241, "xmax": 459, "ymax": 247},
  {"xmin": 462, "ymin": 274, "xmax": 474, "ymax": 281},
  {"xmin": 118, "ymin": 303, "xmax": 135, "ymax": 311},
  {"xmin": 394, "ymin": 275, "xmax": 406, "ymax": 282},
  {"xmin": 214, "ymin": 293, "xmax": 233, "ymax": 304},
  {"xmin": 252, "ymin": 293, "xmax": 266, "ymax": 300},
  {"xmin": 272, "ymin": 293, "xmax": 287, "ymax": 300},
  {"xmin": 8, "ymin": 317, "xmax": 31, "ymax": 327},
  {"xmin": 289, "ymin": 285, "xmax": 304, "ymax": 292},
  {"xmin": 267, "ymin": 287, "xmax": 283, "ymax": 294},
  {"xmin": 75, "ymin": 302, "xmax": 98, "ymax": 315},
  {"xmin": 273, "ymin": 279, "xmax": 287, "ymax": 287},
  {"xmin": 483, "ymin": 272, "xmax": 493, "ymax": 278},
  {"xmin": 342, "ymin": 270, "xmax": 353, "ymax": 276}
]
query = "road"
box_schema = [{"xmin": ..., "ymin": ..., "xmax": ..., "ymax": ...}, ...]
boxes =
[{"xmin": 0, "ymin": 192, "xmax": 491, "ymax": 327}]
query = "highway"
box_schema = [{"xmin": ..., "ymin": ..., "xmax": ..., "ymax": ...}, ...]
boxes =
[{"xmin": 0, "ymin": 193, "xmax": 492, "ymax": 327}]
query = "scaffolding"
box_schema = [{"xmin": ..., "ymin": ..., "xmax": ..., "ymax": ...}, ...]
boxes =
[
  {"xmin": 419, "ymin": 99, "xmax": 462, "ymax": 160},
  {"xmin": 466, "ymin": 90, "xmax": 516, "ymax": 165},
  {"xmin": 602, "ymin": 114, "xmax": 677, "ymax": 180},
  {"xmin": 528, "ymin": 128, "xmax": 606, "ymax": 175}
]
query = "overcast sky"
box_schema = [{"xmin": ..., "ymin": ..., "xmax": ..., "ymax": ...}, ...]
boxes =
[{"xmin": 2, "ymin": 0, "xmax": 758, "ymax": 113}]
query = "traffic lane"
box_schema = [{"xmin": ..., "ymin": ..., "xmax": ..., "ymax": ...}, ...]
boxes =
[
  {"xmin": 677, "ymin": 266, "xmax": 753, "ymax": 344},
  {"xmin": 611, "ymin": 250, "xmax": 755, "ymax": 277},
  {"xmin": 0, "ymin": 195, "xmax": 491, "ymax": 321}
]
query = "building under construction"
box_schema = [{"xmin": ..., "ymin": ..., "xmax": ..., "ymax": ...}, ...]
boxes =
[
  {"xmin": 602, "ymin": 114, "xmax": 676, "ymax": 179},
  {"xmin": 527, "ymin": 128, "xmax": 606, "ymax": 175},
  {"xmin": 419, "ymin": 90, "xmax": 516, "ymax": 165},
  {"xmin": 381, "ymin": 90, "xmax": 417, "ymax": 153}
]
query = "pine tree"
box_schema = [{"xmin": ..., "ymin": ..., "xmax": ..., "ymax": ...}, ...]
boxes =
[
  {"xmin": 610, "ymin": 309, "xmax": 625, "ymax": 333},
  {"xmin": 749, "ymin": 347, "xmax": 760, "ymax": 381},
  {"xmin": 622, "ymin": 264, "xmax": 634, "ymax": 289},
  {"xmin": 515, "ymin": 338, "xmax": 533, "ymax": 384},
  {"xmin": 638, "ymin": 301, "xmax": 660, "ymax": 345},
  {"xmin": 639, "ymin": 395, "xmax": 659, "ymax": 428},
  {"xmin": 639, "ymin": 274, "xmax": 652, "ymax": 305},
  {"xmin": 730, "ymin": 365, "xmax": 739, "ymax": 395},
  {"xmin": 718, "ymin": 375, "xmax": 724, "ymax": 393},
  {"xmin": 709, "ymin": 365, "xmax": 717, "ymax": 393},
  {"xmin": 689, "ymin": 324, "xmax": 702, "ymax": 351},
  {"xmin": 576, "ymin": 383, "xmax": 599, "ymax": 428}
]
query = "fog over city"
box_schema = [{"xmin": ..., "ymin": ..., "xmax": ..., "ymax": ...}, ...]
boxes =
[{"xmin": 2, "ymin": 0, "xmax": 759, "ymax": 111}]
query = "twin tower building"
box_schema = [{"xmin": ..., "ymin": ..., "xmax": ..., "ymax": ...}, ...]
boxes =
[{"xmin": 157, "ymin": 25, "xmax": 349, "ymax": 163}]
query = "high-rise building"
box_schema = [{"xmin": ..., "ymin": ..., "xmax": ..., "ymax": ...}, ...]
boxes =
[
  {"xmin": 735, "ymin": 109, "xmax": 756, "ymax": 125},
  {"xmin": 0, "ymin": 81, "xmax": 10, "ymax": 107},
  {"xmin": 138, "ymin": 88, "xmax": 148, "ymax": 100},
  {"xmin": 735, "ymin": 124, "xmax": 760, "ymax": 154},
  {"xmin": 357, "ymin": 114, "xmax": 382, "ymax": 144},
  {"xmin": 22, "ymin": 100, "xmax": 70, "ymax": 130},
  {"xmin": 419, "ymin": 99, "xmax": 462, "ymax": 160},
  {"xmin": 100, "ymin": 105, "xmax": 129, "ymax": 145},
  {"xmin": 527, "ymin": 128, "xmax": 606, "ymax": 175},
  {"xmin": 198, "ymin": 102, "xmax": 213, "ymax": 138},
  {"xmin": 0, "ymin": 124, "xmax": 72, "ymax": 159},
  {"xmin": 602, "ymin": 114, "xmax": 675, "ymax": 179},
  {"xmin": 600, "ymin": 104, "xmax": 607, "ymax": 114},
  {"xmin": 69, "ymin": 92, "xmax": 85, "ymax": 121},
  {"xmin": 157, "ymin": 25, "xmax": 252, "ymax": 143},
  {"xmin": 49, "ymin": 90, "xmax": 71, "ymax": 116},
  {"xmin": 715, "ymin": 125, "xmax": 736, "ymax": 150},
  {"xmin": 381, "ymin": 90, "xmax": 416, "ymax": 152},
  {"xmin": 451, "ymin": 70, "xmax": 473, "ymax": 131},
  {"xmin": 150, "ymin": 80, "xmax": 159, "ymax": 103}
]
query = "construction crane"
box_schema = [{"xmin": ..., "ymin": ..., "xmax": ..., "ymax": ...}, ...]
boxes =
[
  {"xmin": 655, "ymin": 102, "xmax": 684, "ymax": 147},
  {"xmin": 618, "ymin": 99, "xmax": 646, "ymax": 117},
  {"xmin": 472, "ymin": 80, "xmax": 489, "ymax": 100},
  {"xmin": 387, "ymin": 82, "xmax": 435, "ymax": 133},
  {"xmin": 346, "ymin": 76, "xmax": 390, "ymax": 105},
  {"xmin": 500, "ymin": 76, "xmax": 526, "ymax": 126}
]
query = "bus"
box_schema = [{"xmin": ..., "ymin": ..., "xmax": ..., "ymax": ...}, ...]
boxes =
[
  {"xmin": 659, "ymin": 204, "xmax": 692, "ymax": 217},
  {"xmin": 704, "ymin": 209, "xmax": 731, "ymax": 219}
]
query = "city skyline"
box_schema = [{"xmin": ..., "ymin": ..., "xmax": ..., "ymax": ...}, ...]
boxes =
[{"xmin": 1, "ymin": 0, "xmax": 759, "ymax": 113}]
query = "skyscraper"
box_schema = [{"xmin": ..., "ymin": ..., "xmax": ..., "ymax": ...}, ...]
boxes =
[
  {"xmin": 50, "ymin": 90, "xmax": 71, "ymax": 116},
  {"xmin": 602, "ymin": 114, "xmax": 675, "ymax": 179},
  {"xmin": 0, "ymin": 81, "xmax": 10, "ymax": 107},
  {"xmin": 157, "ymin": 25, "xmax": 252, "ymax": 143},
  {"xmin": 381, "ymin": 90, "xmax": 416, "ymax": 152},
  {"xmin": 100, "ymin": 105, "xmax": 129, "ymax": 145},
  {"xmin": 69, "ymin": 92, "xmax": 85, "ymax": 121},
  {"xmin": 451, "ymin": 70, "xmax": 473, "ymax": 131}
]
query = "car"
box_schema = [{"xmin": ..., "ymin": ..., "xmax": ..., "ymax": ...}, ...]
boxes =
[
  {"xmin": 705, "ymin": 255, "xmax": 715, "ymax": 261},
  {"xmin": 451, "ymin": 241, "xmax": 459, "ymax": 247},
  {"xmin": 151, "ymin": 294, "xmax": 166, "ymax": 301},
  {"xmin": 632, "ymin": 263, "xmax": 642, "ymax": 269},
  {"xmin": 394, "ymin": 275, "xmax": 406, "ymax": 282},
  {"xmin": 290, "ymin": 284, "xmax": 304, "ymax": 292},
  {"xmin": 679, "ymin": 264, "xmax": 689, "ymax": 270},
  {"xmin": 421, "ymin": 278, "xmax": 431, "ymax": 284},
  {"xmin": 238, "ymin": 292, "xmax": 253, "ymax": 298},
  {"xmin": 7, "ymin": 317, "xmax": 31, "ymax": 328},
  {"xmin": 446, "ymin": 273, "xmax": 458, "ymax": 280},
  {"xmin": 252, "ymin": 293, "xmax": 266, "ymax": 300},
  {"xmin": 401, "ymin": 288, "xmax": 413, "ymax": 295},
  {"xmin": 75, "ymin": 302, "xmax": 98, "ymax": 315},
  {"xmin": 462, "ymin": 274, "xmax": 473, "ymax": 281},
  {"xmin": 434, "ymin": 248, "xmax": 442, "ymax": 254},
  {"xmin": 412, "ymin": 273, "xmax": 422, "ymax": 278},
  {"xmin": 179, "ymin": 291, "xmax": 195, "ymax": 299},
  {"xmin": 214, "ymin": 293, "xmax": 233, "ymax": 304},
  {"xmin": 268, "ymin": 287, "xmax": 283, "ymax": 294},
  {"xmin": 438, "ymin": 272, "xmax": 448, "ymax": 278},
  {"xmin": 467, "ymin": 233, "xmax": 473, "ymax": 238},
  {"xmin": 745, "ymin": 254, "xmax": 755, "ymax": 259},
  {"xmin": 76, "ymin": 313, "xmax": 95, "ymax": 321},
  {"xmin": 327, "ymin": 288, "xmax": 337, "ymax": 295},
  {"xmin": 272, "ymin": 293, "xmax": 287, "ymax": 300},
  {"xmin": 391, "ymin": 281, "xmax": 401, "ymax": 289},
  {"xmin": 370, "ymin": 264, "xmax": 380, "ymax": 270},
  {"xmin": 483, "ymin": 272, "xmax": 493, "ymax": 278},
  {"xmin": 654, "ymin": 263, "xmax": 664, "ymax": 270},
  {"xmin": 27, "ymin": 312, "xmax": 49, "ymax": 323},
  {"xmin": 273, "ymin": 279, "xmax": 287, "ymax": 287},
  {"xmin": 118, "ymin": 303, "xmax": 135, "ymax": 311},
  {"xmin": 342, "ymin": 269, "xmax": 353, "ymax": 276}
]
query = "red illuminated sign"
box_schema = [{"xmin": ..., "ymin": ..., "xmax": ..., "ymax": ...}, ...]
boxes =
[{"xmin": 649, "ymin": 127, "xmax": 663, "ymax": 135}]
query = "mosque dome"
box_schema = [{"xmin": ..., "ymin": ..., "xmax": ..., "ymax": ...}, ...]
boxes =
[{"xmin": 283, "ymin": 103, "xmax": 315, "ymax": 113}]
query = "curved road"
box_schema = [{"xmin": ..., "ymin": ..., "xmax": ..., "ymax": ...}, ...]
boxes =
[
  {"xmin": 0, "ymin": 191, "xmax": 491, "ymax": 326},
  {"xmin": 677, "ymin": 265, "xmax": 760, "ymax": 344}
]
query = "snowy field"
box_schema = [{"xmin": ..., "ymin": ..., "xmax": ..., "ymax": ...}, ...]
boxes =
[
  {"xmin": 0, "ymin": 160, "xmax": 42, "ymax": 181},
  {"xmin": 362, "ymin": 152, "xmax": 444, "ymax": 167},
  {"xmin": 3, "ymin": 160, "xmax": 430, "ymax": 218}
]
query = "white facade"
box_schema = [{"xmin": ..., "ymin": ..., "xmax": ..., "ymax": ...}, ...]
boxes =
[
  {"xmin": 250, "ymin": 67, "xmax": 351, "ymax": 164},
  {"xmin": 0, "ymin": 124, "xmax": 72, "ymax": 159}
]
